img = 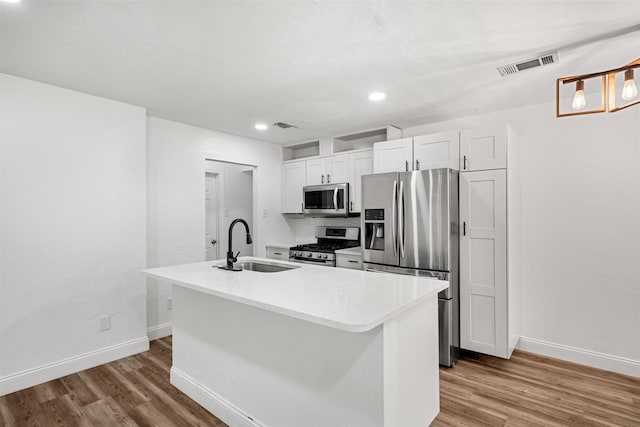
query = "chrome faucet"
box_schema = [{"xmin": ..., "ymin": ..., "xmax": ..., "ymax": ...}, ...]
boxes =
[{"xmin": 220, "ymin": 218, "xmax": 253, "ymax": 271}]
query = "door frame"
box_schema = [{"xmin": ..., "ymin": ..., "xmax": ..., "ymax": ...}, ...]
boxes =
[
  {"xmin": 204, "ymin": 168, "xmax": 225, "ymax": 261},
  {"xmin": 204, "ymin": 157, "xmax": 258, "ymax": 261}
]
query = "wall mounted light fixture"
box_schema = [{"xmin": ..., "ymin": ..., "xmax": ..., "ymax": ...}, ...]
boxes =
[{"xmin": 556, "ymin": 58, "xmax": 639, "ymax": 117}]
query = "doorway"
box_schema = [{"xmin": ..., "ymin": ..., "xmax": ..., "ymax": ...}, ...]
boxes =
[{"xmin": 205, "ymin": 160, "xmax": 255, "ymax": 261}]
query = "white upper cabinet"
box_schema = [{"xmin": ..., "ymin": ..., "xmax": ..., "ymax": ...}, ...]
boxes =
[
  {"xmin": 306, "ymin": 154, "xmax": 349, "ymax": 185},
  {"xmin": 460, "ymin": 127, "xmax": 507, "ymax": 171},
  {"xmin": 413, "ymin": 131, "xmax": 460, "ymax": 171},
  {"xmin": 306, "ymin": 158, "xmax": 326, "ymax": 185},
  {"xmin": 281, "ymin": 160, "xmax": 306, "ymax": 213},
  {"xmin": 348, "ymin": 150, "xmax": 373, "ymax": 213},
  {"xmin": 373, "ymin": 138, "xmax": 413, "ymax": 173},
  {"xmin": 326, "ymin": 154, "xmax": 350, "ymax": 184},
  {"xmin": 374, "ymin": 133, "xmax": 460, "ymax": 173}
]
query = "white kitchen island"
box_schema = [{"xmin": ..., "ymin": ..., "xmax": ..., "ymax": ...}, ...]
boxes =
[{"xmin": 143, "ymin": 257, "xmax": 448, "ymax": 427}]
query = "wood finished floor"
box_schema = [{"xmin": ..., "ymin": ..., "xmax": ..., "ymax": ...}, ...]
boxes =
[{"xmin": 1, "ymin": 337, "xmax": 638, "ymax": 426}]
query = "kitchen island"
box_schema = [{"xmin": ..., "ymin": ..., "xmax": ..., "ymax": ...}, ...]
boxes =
[{"xmin": 143, "ymin": 257, "xmax": 448, "ymax": 427}]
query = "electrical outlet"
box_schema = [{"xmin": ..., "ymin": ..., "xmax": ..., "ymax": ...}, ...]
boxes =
[
  {"xmin": 167, "ymin": 297, "xmax": 173, "ymax": 310},
  {"xmin": 99, "ymin": 315, "xmax": 111, "ymax": 332},
  {"xmin": 262, "ymin": 209, "xmax": 268, "ymax": 218}
]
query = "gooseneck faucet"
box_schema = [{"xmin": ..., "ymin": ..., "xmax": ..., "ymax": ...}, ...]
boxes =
[{"xmin": 222, "ymin": 218, "xmax": 253, "ymax": 271}]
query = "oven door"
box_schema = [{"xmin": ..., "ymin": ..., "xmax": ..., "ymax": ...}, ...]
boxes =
[{"xmin": 303, "ymin": 183, "xmax": 349, "ymax": 217}]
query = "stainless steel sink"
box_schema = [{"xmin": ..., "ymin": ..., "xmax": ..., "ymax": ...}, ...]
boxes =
[{"xmin": 237, "ymin": 261, "xmax": 300, "ymax": 273}]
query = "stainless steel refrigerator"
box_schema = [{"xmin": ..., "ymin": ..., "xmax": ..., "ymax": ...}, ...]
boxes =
[{"xmin": 361, "ymin": 168, "xmax": 459, "ymax": 367}]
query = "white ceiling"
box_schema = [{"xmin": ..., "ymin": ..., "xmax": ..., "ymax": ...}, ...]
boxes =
[{"xmin": 1, "ymin": 1, "xmax": 639, "ymax": 145}]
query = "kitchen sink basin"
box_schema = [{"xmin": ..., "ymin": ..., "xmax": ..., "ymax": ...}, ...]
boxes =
[{"xmin": 237, "ymin": 261, "xmax": 300, "ymax": 273}]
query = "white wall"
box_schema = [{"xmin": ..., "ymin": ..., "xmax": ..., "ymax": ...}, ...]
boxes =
[
  {"xmin": 0, "ymin": 74, "xmax": 148, "ymax": 395},
  {"xmin": 403, "ymin": 100, "xmax": 640, "ymax": 375},
  {"xmin": 146, "ymin": 117, "xmax": 291, "ymax": 337}
]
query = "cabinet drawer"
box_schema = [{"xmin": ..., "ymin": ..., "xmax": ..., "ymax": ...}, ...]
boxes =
[
  {"xmin": 266, "ymin": 247, "xmax": 289, "ymax": 261},
  {"xmin": 336, "ymin": 254, "xmax": 362, "ymax": 270}
]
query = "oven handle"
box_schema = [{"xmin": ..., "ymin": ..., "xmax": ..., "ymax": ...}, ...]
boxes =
[{"xmin": 289, "ymin": 257, "xmax": 334, "ymax": 266}]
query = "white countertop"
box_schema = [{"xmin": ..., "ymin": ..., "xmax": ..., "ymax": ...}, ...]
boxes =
[
  {"xmin": 335, "ymin": 246, "xmax": 362, "ymax": 256},
  {"xmin": 143, "ymin": 257, "xmax": 447, "ymax": 333}
]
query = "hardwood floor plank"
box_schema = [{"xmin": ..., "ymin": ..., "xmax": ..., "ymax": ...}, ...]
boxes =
[
  {"xmin": 2, "ymin": 340, "xmax": 638, "ymax": 427},
  {"xmin": 59, "ymin": 373, "xmax": 99, "ymax": 407}
]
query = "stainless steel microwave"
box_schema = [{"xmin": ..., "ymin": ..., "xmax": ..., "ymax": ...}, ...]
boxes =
[{"xmin": 302, "ymin": 183, "xmax": 350, "ymax": 217}]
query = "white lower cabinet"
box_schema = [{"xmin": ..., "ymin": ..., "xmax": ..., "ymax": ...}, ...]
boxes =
[
  {"xmin": 336, "ymin": 253, "xmax": 363, "ymax": 270},
  {"xmin": 460, "ymin": 148, "xmax": 521, "ymax": 359},
  {"xmin": 266, "ymin": 246, "xmax": 290, "ymax": 261}
]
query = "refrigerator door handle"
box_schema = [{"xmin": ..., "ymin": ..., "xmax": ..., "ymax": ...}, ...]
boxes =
[
  {"xmin": 399, "ymin": 180, "xmax": 405, "ymax": 258},
  {"xmin": 333, "ymin": 187, "xmax": 338, "ymax": 211},
  {"xmin": 392, "ymin": 180, "xmax": 397, "ymax": 256}
]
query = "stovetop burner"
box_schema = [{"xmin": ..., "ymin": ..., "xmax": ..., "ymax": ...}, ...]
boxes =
[
  {"xmin": 289, "ymin": 226, "xmax": 360, "ymax": 266},
  {"xmin": 292, "ymin": 241, "xmax": 360, "ymax": 253}
]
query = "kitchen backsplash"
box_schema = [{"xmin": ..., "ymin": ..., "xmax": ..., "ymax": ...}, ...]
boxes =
[{"xmin": 285, "ymin": 216, "xmax": 361, "ymax": 244}]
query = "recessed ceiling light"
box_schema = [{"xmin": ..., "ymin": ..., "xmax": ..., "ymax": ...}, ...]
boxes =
[
  {"xmin": 1, "ymin": 0, "xmax": 22, "ymax": 3},
  {"xmin": 368, "ymin": 92, "xmax": 386, "ymax": 101},
  {"xmin": 254, "ymin": 123, "xmax": 268, "ymax": 130}
]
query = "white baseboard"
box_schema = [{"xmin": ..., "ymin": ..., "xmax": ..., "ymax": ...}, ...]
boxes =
[
  {"xmin": 0, "ymin": 336, "xmax": 149, "ymax": 396},
  {"xmin": 170, "ymin": 367, "xmax": 264, "ymax": 427},
  {"xmin": 517, "ymin": 336, "xmax": 640, "ymax": 378},
  {"xmin": 147, "ymin": 322, "xmax": 172, "ymax": 340}
]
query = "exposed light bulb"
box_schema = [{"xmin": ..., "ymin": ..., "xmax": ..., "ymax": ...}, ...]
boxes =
[
  {"xmin": 254, "ymin": 123, "xmax": 268, "ymax": 130},
  {"xmin": 621, "ymin": 69, "xmax": 638, "ymax": 101},
  {"xmin": 368, "ymin": 92, "xmax": 386, "ymax": 101},
  {"xmin": 572, "ymin": 80, "xmax": 586, "ymax": 110}
]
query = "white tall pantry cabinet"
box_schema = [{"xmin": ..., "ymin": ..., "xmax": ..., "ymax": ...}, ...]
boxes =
[{"xmin": 459, "ymin": 125, "xmax": 521, "ymax": 359}]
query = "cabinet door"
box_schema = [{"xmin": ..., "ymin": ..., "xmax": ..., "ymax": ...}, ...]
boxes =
[
  {"xmin": 413, "ymin": 132, "xmax": 460, "ymax": 171},
  {"xmin": 281, "ymin": 160, "xmax": 306, "ymax": 213},
  {"xmin": 373, "ymin": 138, "xmax": 413, "ymax": 173},
  {"xmin": 460, "ymin": 127, "xmax": 507, "ymax": 171},
  {"xmin": 348, "ymin": 150, "xmax": 373, "ymax": 213},
  {"xmin": 306, "ymin": 158, "xmax": 326, "ymax": 185},
  {"xmin": 460, "ymin": 170, "xmax": 507, "ymax": 358},
  {"xmin": 326, "ymin": 154, "xmax": 349, "ymax": 184},
  {"xmin": 336, "ymin": 254, "xmax": 363, "ymax": 270}
]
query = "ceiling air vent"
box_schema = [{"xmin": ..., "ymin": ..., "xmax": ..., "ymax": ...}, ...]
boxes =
[
  {"xmin": 273, "ymin": 122, "xmax": 298, "ymax": 129},
  {"xmin": 497, "ymin": 52, "xmax": 559, "ymax": 77}
]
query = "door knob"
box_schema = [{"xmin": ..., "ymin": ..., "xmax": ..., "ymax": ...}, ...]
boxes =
[{"xmin": 211, "ymin": 239, "xmax": 217, "ymax": 245}]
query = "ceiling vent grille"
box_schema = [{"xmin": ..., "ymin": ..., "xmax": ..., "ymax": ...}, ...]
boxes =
[
  {"xmin": 273, "ymin": 122, "xmax": 298, "ymax": 129},
  {"xmin": 498, "ymin": 52, "xmax": 559, "ymax": 77}
]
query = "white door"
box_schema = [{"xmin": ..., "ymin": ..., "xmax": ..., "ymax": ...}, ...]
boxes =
[
  {"xmin": 281, "ymin": 160, "xmax": 306, "ymax": 213},
  {"xmin": 460, "ymin": 127, "xmax": 507, "ymax": 171},
  {"xmin": 460, "ymin": 169, "xmax": 507, "ymax": 358},
  {"xmin": 413, "ymin": 131, "xmax": 460, "ymax": 171},
  {"xmin": 205, "ymin": 172, "xmax": 220, "ymax": 261},
  {"xmin": 348, "ymin": 150, "xmax": 373, "ymax": 213},
  {"xmin": 326, "ymin": 154, "xmax": 349, "ymax": 184},
  {"xmin": 306, "ymin": 158, "xmax": 326, "ymax": 185},
  {"xmin": 373, "ymin": 138, "xmax": 413, "ymax": 173}
]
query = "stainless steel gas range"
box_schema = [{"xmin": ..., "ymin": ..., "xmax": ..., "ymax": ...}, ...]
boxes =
[{"xmin": 289, "ymin": 226, "xmax": 360, "ymax": 267}]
